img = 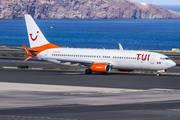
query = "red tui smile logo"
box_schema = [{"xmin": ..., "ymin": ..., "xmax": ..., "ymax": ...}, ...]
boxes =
[{"xmin": 29, "ymin": 31, "xmax": 39, "ymax": 41}]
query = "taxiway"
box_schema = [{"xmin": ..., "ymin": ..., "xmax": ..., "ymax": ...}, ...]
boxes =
[{"xmin": 0, "ymin": 56, "xmax": 180, "ymax": 120}]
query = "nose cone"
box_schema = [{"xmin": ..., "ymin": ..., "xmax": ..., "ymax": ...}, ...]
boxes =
[{"xmin": 169, "ymin": 60, "xmax": 176, "ymax": 68}]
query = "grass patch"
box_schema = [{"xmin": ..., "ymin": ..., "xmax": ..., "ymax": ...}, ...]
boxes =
[
  {"xmin": 0, "ymin": 46, "xmax": 24, "ymax": 49},
  {"xmin": 170, "ymin": 57, "xmax": 180, "ymax": 63},
  {"xmin": 13, "ymin": 53, "xmax": 25, "ymax": 57},
  {"xmin": 0, "ymin": 53, "xmax": 27, "ymax": 57}
]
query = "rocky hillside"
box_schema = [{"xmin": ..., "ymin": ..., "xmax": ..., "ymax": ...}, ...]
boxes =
[{"xmin": 1, "ymin": 0, "xmax": 180, "ymax": 19}]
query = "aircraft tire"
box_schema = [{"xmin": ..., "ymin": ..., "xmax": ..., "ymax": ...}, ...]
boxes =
[
  {"xmin": 85, "ymin": 69, "xmax": 92, "ymax": 74},
  {"xmin": 157, "ymin": 73, "xmax": 161, "ymax": 77}
]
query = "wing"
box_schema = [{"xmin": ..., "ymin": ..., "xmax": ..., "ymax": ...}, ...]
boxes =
[
  {"xmin": 118, "ymin": 43, "xmax": 124, "ymax": 50},
  {"xmin": 38, "ymin": 57, "xmax": 94, "ymax": 67}
]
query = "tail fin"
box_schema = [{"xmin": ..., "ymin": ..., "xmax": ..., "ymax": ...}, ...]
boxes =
[{"xmin": 25, "ymin": 14, "xmax": 49, "ymax": 48}]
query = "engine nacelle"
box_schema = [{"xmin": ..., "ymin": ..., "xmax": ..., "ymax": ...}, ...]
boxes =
[{"xmin": 91, "ymin": 63, "xmax": 111, "ymax": 73}]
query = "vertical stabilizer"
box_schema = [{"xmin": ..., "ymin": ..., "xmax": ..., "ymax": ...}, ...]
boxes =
[{"xmin": 25, "ymin": 14, "xmax": 49, "ymax": 48}]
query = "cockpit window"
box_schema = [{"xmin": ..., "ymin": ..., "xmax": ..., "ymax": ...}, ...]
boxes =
[{"xmin": 160, "ymin": 57, "xmax": 170, "ymax": 60}]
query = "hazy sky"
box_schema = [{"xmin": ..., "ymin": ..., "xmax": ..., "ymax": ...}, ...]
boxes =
[{"xmin": 131, "ymin": 0, "xmax": 180, "ymax": 5}]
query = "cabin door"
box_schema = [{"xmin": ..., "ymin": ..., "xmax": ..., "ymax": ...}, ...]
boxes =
[{"xmin": 150, "ymin": 56, "xmax": 155, "ymax": 64}]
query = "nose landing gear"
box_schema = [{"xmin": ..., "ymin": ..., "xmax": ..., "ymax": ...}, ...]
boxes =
[
  {"xmin": 157, "ymin": 70, "xmax": 166, "ymax": 77},
  {"xmin": 157, "ymin": 73, "xmax": 161, "ymax": 77}
]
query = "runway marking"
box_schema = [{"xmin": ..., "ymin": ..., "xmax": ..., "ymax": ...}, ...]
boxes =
[
  {"xmin": 3, "ymin": 66, "xmax": 18, "ymax": 69},
  {"xmin": 29, "ymin": 68, "xmax": 43, "ymax": 70},
  {"xmin": 0, "ymin": 115, "xmax": 77, "ymax": 120},
  {"xmin": 0, "ymin": 82, "xmax": 134, "ymax": 92},
  {"xmin": 0, "ymin": 82, "xmax": 179, "ymax": 93},
  {"xmin": 1, "ymin": 82, "xmax": 180, "ymax": 109}
]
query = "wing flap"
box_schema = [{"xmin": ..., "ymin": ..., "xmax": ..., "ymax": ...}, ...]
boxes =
[{"xmin": 38, "ymin": 57, "xmax": 93, "ymax": 66}]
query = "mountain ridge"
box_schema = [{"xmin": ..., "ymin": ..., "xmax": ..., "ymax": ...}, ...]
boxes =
[{"xmin": 0, "ymin": 0, "xmax": 180, "ymax": 19}]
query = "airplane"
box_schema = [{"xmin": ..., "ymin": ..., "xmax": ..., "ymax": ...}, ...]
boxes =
[{"xmin": 23, "ymin": 14, "xmax": 176, "ymax": 76}]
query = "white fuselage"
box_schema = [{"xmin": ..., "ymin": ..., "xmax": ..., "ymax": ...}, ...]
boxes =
[{"xmin": 37, "ymin": 48, "xmax": 176, "ymax": 71}]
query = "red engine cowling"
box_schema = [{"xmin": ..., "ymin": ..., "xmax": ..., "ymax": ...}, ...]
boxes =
[{"xmin": 91, "ymin": 63, "xmax": 111, "ymax": 73}]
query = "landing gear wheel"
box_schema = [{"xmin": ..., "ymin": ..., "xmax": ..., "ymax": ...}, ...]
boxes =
[
  {"xmin": 85, "ymin": 69, "xmax": 92, "ymax": 74},
  {"xmin": 157, "ymin": 73, "xmax": 161, "ymax": 77}
]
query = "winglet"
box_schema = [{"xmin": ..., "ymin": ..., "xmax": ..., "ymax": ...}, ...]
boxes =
[
  {"xmin": 119, "ymin": 43, "xmax": 123, "ymax": 50},
  {"xmin": 22, "ymin": 44, "xmax": 33, "ymax": 61}
]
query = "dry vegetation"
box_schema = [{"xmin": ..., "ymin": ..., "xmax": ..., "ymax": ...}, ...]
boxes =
[
  {"xmin": 0, "ymin": 46, "xmax": 23, "ymax": 49},
  {"xmin": 169, "ymin": 57, "xmax": 180, "ymax": 63},
  {"xmin": 0, "ymin": 53, "xmax": 27, "ymax": 57}
]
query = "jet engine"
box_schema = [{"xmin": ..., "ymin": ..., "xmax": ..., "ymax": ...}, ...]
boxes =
[{"xmin": 91, "ymin": 63, "xmax": 111, "ymax": 73}]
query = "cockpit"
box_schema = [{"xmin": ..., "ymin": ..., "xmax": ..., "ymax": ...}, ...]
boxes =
[{"xmin": 160, "ymin": 57, "xmax": 170, "ymax": 60}]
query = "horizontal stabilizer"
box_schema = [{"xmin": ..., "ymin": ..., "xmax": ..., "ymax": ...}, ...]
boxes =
[
  {"xmin": 24, "ymin": 56, "xmax": 32, "ymax": 62},
  {"xmin": 22, "ymin": 44, "xmax": 33, "ymax": 61},
  {"xmin": 29, "ymin": 49, "xmax": 38, "ymax": 52}
]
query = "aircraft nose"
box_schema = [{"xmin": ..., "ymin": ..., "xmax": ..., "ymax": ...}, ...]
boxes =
[{"xmin": 169, "ymin": 60, "xmax": 176, "ymax": 68}]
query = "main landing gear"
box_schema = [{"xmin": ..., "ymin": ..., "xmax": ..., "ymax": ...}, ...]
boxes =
[
  {"xmin": 157, "ymin": 73, "xmax": 161, "ymax": 77},
  {"xmin": 85, "ymin": 69, "xmax": 92, "ymax": 74}
]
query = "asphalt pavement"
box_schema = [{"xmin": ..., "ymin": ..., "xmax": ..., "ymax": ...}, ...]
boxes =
[{"xmin": 0, "ymin": 55, "xmax": 180, "ymax": 120}]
